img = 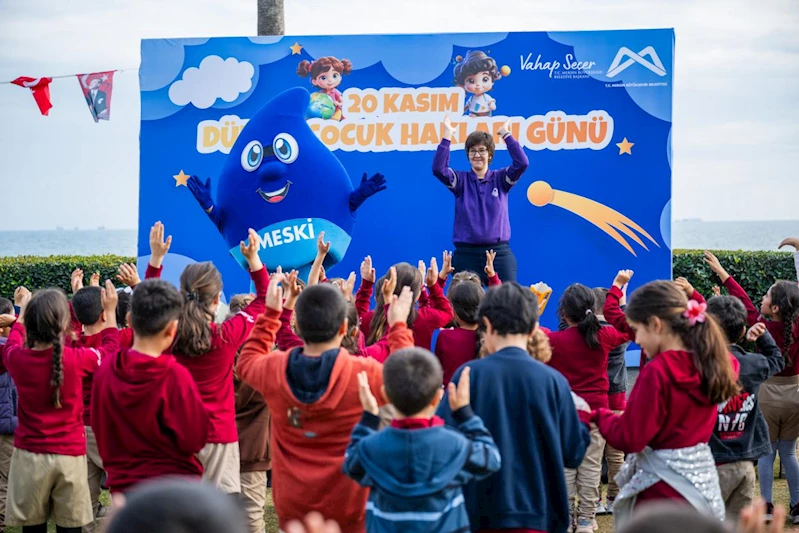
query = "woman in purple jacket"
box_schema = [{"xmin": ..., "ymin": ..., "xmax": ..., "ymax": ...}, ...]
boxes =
[{"xmin": 432, "ymin": 116, "xmax": 529, "ymax": 284}]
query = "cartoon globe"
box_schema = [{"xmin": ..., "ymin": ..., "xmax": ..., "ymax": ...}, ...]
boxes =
[{"xmin": 306, "ymin": 91, "xmax": 336, "ymax": 120}]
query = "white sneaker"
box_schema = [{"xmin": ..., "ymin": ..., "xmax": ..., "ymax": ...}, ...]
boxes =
[
  {"xmin": 596, "ymin": 501, "xmax": 609, "ymax": 515},
  {"xmin": 575, "ymin": 518, "xmax": 594, "ymax": 533}
]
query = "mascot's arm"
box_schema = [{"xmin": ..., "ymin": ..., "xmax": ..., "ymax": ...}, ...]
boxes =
[
  {"xmin": 188, "ymin": 175, "xmax": 224, "ymax": 231},
  {"xmin": 350, "ymin": 173, "xmax": 387, "ymax": 212}
]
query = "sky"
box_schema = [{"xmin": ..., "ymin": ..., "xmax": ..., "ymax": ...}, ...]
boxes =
[{"xmin": 0, "ymin": 0, "xmax": 797, "ymax": 230}]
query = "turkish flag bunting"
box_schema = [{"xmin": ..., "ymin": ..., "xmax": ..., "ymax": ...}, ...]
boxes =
[
  {"xmin": 77, "ymin": 71, "xmax": 115, "ymax": 122},
  {"xmin": 11, "ymin": 77, "xmax": 54, "ymax": 116}
]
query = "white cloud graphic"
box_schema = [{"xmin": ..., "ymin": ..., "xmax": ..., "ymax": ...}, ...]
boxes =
[{"xmin": 168, "ymin": 55, "xmax": 255, "ymax": 109}]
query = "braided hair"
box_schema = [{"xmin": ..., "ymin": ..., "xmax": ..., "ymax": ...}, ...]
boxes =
[
  {"xmin": 24, "ymin": 289, "xmax": 70, "ymax": 408},
  {"xmin": 769, "ymin": 281, "xmax": 799, "ymax": 365}
]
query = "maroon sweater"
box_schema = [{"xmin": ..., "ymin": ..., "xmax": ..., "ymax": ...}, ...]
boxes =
[
  {"xmin": 434, "ymin": 327, "xmax": 478, "ymax": 385},
  {"xmin": 2, "ymin": 323, "xmax": 119, "ymax": 455},
  {"xmin": 92, "ymin": 349, "xmax": 209, "ymax": 493},
  {"xmin": 545, "ymin": 326, "xmax": 629, "ymax": 410},
  {"xmin": 173, "ymin": 266, "xmax": 269, "ymax": 444},
  {"xmin": 724, "ymin": 275, "xmax": 799, "ymax": 377},
  {"xmin": 356, "ymin": 279, "xmax": 453, "ymax": 350},
  {"xmin": 594, "ymin": 350, "xmax": 739, "ymax": 502}
]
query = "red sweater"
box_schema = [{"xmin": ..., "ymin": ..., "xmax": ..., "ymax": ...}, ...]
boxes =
[
  {"xmin": 434, "ymin": 327, "xmax": 478, "ymax": 385},
  {"xmin": 70, "ymin": 264, "xmax": 162, "ymax": 427},
  {"xmin": 173, "ymin": 266, "xmax": 269, "ymax": 444},
  {"xmin": 2, "ymin": 323, "xmax": 119, "ymax": 455},
  {"xmin": 546, "ymin": 326, "xmax": 629, "ymax": 410},
  {"xmin": 92, "ymin": 348, "xmax": 209, "ymax": 493},
  {"xmin": 603, "ymin": 286, "xmax": 706, "ymax": 369},
  {"xmin": 237, "ymin": 308, "xmax": 413, "ymax": 532},
  {"xmin": 724, "ymin": 276, "xmax": 799, "ymax": 376},
  {"xmin": 356, "ymin": 279, "xmax": 453, "ymax": 350},
  {"xmin": 594, "ymin": 350, "xmax": 739, "ymax": 502}
]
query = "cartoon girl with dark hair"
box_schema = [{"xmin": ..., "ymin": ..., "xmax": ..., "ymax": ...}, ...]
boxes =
[
  {"xmin": 453, "ymin": 50, "xmax": 502, "ymax": 117},
  {"xmin": 297, "ymin": 56, "xmax": 352, "ymax": 121}
]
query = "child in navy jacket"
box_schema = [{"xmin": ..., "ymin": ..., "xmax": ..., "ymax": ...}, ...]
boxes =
[{"xmin": 343, "ymin": 348, "xmax": 501, "ymax": 533}]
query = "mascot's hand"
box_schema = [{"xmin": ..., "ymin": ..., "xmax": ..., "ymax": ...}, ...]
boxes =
[
  {"xmin": 188, "ymin": 175, "xmax": 214, "ymax": 211},
  {"xmin": 349, "ymin": 173, "xmax": 387, "ymax": 211}
]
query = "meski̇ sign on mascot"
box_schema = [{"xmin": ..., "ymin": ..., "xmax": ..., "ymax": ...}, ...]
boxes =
[{"xmin": 138, "ymin": 30, "xmax": 674, "ymax": 327}]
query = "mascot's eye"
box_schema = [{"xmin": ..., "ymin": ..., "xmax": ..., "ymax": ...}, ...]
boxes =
[
  {"xmin": 273, "ymin": 133, "xmax": 299, "ymax": 164},
  {"xmin": 241, "ymin": 140, "xmax": 264, "ymax": 172}
]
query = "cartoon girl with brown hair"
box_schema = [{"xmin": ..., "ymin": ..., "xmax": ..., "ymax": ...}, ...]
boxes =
[
  {"xmin": 453, "ymin": 50, "xmax": 502, "ymax": 117},
  {"xmin": 297, "ymin": 56, "xmax": 352, "ymax": 121}
]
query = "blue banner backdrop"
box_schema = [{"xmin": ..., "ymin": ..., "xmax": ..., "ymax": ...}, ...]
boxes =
[{"xmin": 138, "ymin": 30, "xmax": 675, "ymax": 327}]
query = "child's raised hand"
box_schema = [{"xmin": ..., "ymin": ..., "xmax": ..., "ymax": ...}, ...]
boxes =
[
  {"xmin": 266, "ymin": 269, "xmax": 285, "ymax": 313},
  {"xmin": 674, "ymin": 277, "xmax": 695, "ymax": 299},
  {"xmin": 101, "ymin": 279, "xmax": 119, "ymax": 313},
  {"xmin": 316, "ymin": 231, "xmax": 331, "ymax": 257},
  {"xmin": 340, "ymin": 272, "xmax": 356, "ymax": 302},
  {"xmin": 498, "ymin": 118, "xmax": 511, "ymax": 138},
  {"xmin": 381, "ymin": 267, "xmax": 398, "ymax": 302},
  {"xmin": 746, "ymin": 322, "xmax": 768, "ymax": 342},
  {"xmin": 14, "ymin": 286, "xmax": 31, "ymax": 309},
  {"xmin": 703, "ymin": 251, "xmax": 730, "ymax": 283},
  {"xmin": 357, "ymin": 371, "xmax": 379, "ymax": 416},
  {"xmin": 448, "ymin": 367, "xmax": 471, "ymax": 411},
  {"xmin": 116, "ymin": 263, "xmax": 141, "ymax": 288},
  {"xmin": 712, "ymin": 285, "xmax": 721, "ymax": 297},
  {"xmin": 240, "ymin": 228, "xmax": 264, "ymax": 272},
  {"xmin": 149, "ymin": 221, "xmax": 172, "ymax": 268},
  {"xmin": 70, "ymin": 268, "xmax": 84, "ymax": 294},
  {"xmin": 426, "ymin": 257, "xmax": 439, "ymax": 288},
  {"xmin": 387, "ymin": 286, "xmax": 414, "ymax": 326},
  {"xmin": 360, "ymin": 255, "xmax": 376, "ymax": 283},
  {"xmin": 779, "ymin": 237, "xmax": 799, "ymax": 251},
  {"xmin": 613, "ymin": 269, "xmax": 633, "ymax": 288},
  {"xmin": 285, "ymin": 270, "xmax": 303, "ymax": 299},
  {"xmin": 417, "ymin": 260, "xmax": 426, "ymax": 282},
  {"xmin": 485, "ymin": 250, "xmax": 497, "ymax": 278},
  {"xmin": 89, "ymin": 272, "xmax": 101, "ymax": 287},
  {"xmin": 442, "ymin": 115, "xmax": 456, "ymax": 139},
  {"xmin": 439, "ymin": 251, "xmax": 455, "ymax": 281}
]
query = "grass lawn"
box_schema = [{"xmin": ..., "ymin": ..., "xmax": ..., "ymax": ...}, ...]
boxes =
[{"xmin": 4, "ymin": 473, "xmax": 797, "ymax": 532}]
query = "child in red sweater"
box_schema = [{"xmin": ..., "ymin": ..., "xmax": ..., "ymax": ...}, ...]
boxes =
[
  {"xmin": 545, "ymin": 284, "xmax": 628, "ymax": 533},
  {"xmin": 593, "ymin": 274, "xmax": 740, "ymax": 528},
  {"xmin": 357, "ymin": 258, "xmax": 453, "ymax": 350},
  {"xmin": 704, "ymin": 250, "xmax": 799, "ymax": 522},
  {"xmin": 435, "ymin": 280, "xmax": 482, "ymax": 385},
  {"xmin": 237, "ymin": 275, "xmax": 415, "ymax": 532},
  {"xmin": 1, "ymin": 283, "xmax": 119, "ymax": 532},
  {"xmin": 172, "ymin": 228, "xmax": 268, "ymax": 494},
  {"xmin": 92, "ymin": 279, "xmax": 209, "ymax": 495}
]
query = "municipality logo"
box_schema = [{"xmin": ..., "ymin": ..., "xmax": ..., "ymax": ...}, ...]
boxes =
[{"xmin": 607, "ymin": 46, "xmax": 667, "ymax": 78}]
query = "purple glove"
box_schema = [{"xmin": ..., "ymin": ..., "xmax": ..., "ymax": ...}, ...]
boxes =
[
  {"xmin": 349, "ymin": 173, "xmax": 387, "ymax": 211},
  {"xmin": 187, "ymin": 175, "xmax": 214, "ymax": 211}
]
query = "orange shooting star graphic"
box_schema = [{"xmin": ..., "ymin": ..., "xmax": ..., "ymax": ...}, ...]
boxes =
[{"xmin": 527, "ymin": 181, "xmax": 659, "ymax": 256}]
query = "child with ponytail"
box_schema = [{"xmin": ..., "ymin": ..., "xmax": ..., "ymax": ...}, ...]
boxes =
[
  {"xmin": 172, "ymin": 228, "xmax": 269, "ymax": 495},
  {"xmin": 704, "ymin": 250, "xmax": 799, "ymax": 523},
  {"xmin": 543, "ymin": 283, "xmax": 629, "ymax": 533},
  {"xmin": 593, "ymin": 272, "xmax": 740, "ymax": 528},
  {"xmin": 357, "ymin": 257, "xmax": 453, "ymax": 350},
  {"xmin": 435, "ymin": 278, "xmax": 483, "ymax": 385},
  {"xmin": 297, "ymin": 56, "xmax": 352, "ymax": 121},
  {"xmin": 0, "ymin": 282, "xmax": 119, "ymax": 533}
]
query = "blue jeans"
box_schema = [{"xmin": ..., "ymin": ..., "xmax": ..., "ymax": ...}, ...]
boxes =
[{"xmin": 452, "ymin": 242, "xmax": 517, "ymax": 286}]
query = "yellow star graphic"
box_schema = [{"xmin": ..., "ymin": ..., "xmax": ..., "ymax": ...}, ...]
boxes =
[
  {"xmin": 290, "ymin": 42, "xmax": 303, "ymax": 55},
  {"xmin": 616, "ymin": 138, "xmax": 634, "ymax": 155},
  {"xmin": 173, "ymin": 170, "xmax": 190, "ymax": 187}
]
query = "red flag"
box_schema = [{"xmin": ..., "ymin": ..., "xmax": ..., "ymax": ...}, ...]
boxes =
[
  {"xmin": 11, "ymin": 77, "xmax": 53, "ymax": 116},
  {"xmin": 77, "ymin": 71, "xmax": 115, "ymax": 122}
]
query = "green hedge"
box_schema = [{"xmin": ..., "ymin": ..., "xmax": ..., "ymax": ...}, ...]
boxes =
[
  {"xmin": 0, "ymin": 255, "xmax": 135, "ymax": 300},
  {"xmin": 0, "ymin": 251, "xmax": 795, "ymax": 302},
  {"xmin": 672, "ymin": 249, "xmax": 796, "ymax": 302}
]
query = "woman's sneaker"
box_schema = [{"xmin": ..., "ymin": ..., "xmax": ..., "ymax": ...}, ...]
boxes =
[
  {"xmin": 607, "ymin": 497, "xmax": 615, "ymax": 514},
  {"xmin": 575, "ymin": 518, "xmax": 595, "ymax": 533},
  {"xmin": 764, "ymin": 502, "xmax": 774, "ymax": 523},
  {"xmin": 595, "ymin": 501, "xmax": 609, "ymax": 515},
  {"xmin": 790, "ymin": 503, "xmax": 799, "ymax": 525}
]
